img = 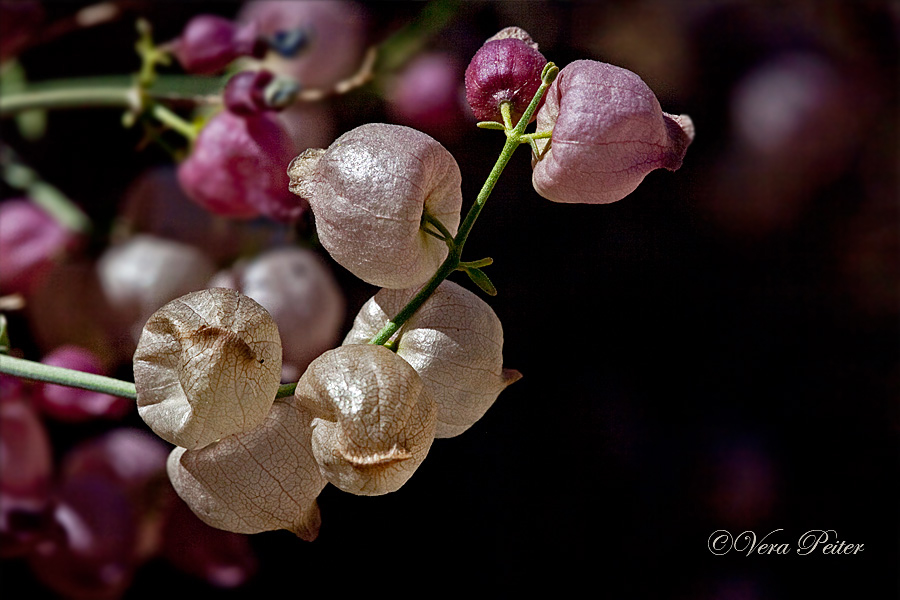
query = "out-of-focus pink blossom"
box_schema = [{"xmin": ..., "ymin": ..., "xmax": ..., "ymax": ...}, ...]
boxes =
[
  {"xmin": 34, "ymin": 346, "xmax": 132, "ymax": 422},
  {"xmin": 238, "ymin": 0, "xmax": 368, "ymax": 90},
  {"xmin": 0, "ymin": 199, "xmax": 81, "ymax": 296},
  {"xmin": 178, "ymin": 110, "xmax": 306, "ymax": 222},
  {"xmin": 465, "ymin": 27, "xmax": 547, "ymax": 124},
  {"xmin": 0, "ymin": 0, "xmax": 44, "ymax": 62},
  {"xmin": 223, "ymin": 69, "xmax": 275, "ymax": 115},
  {"xmin": 387, "ymin": 52, "xmax": 468, "ymax": 141},
  {"xmin": 532, "ymin": 60, "xmax": 694, "ymax": 204},
  {"xmin": 173, "ymin": 15, "xmax": 265, "ymax": 75},
  {"xmin": 0, "ymin": 383, "xmax": 53, "ymax": 557}
]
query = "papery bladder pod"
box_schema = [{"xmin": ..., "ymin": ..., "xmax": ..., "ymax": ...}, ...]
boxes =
[
  {"xmin": 167, "ymin": 393, "xmax": 326, "ymax": 540},
  {"xmin": 133, "ymin": 287, "xmax": 282, "ymax": 450},
  {"xmin": 344, "ymin": 280, "xmax": 521, "ymax": 439},
  {"xmin": 294, "ymin": 344, "xmax": 437, "ymax": 496}
]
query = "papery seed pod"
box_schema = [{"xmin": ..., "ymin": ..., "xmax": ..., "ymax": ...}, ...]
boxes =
[
  {"xmin": 295, "ymin": 344, "xmax": 436, "ymax": 495},
  {"xmin": 288, "ymin": 123, "xmax": 463, "ymax": 289},
  {"xmin": 344, "ymin": 280, "xmax": 520, "ymax": 438},
  {"xmin": 133, "ymin": 288, "xmax": 282, "ymax": 450},
  {"xmin": 173, "ymin": 15, "xmax": 265, "ymax": 75},
  {"xmin": 167, "ymin": 394, "xmax": 326, "ymax": 540},
  {"xmin": 465, "ymin": 27, "xmax": 547, "ymax": 124},
  {"xmin": 531, "ymin": 60, "xmax": 695, "ymax": 204},
  {"xmin": 209, "ymin": 247, "xmax": 345, "ymax": 382},
  {"xmin": 178, "ymin": 110, "xmax": 306, "ymax": 222}
]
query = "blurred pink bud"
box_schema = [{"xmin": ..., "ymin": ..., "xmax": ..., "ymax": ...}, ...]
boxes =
[
  {"xmin": 173, "ymin": 15, "xmax": 265, "ymax": 75},
  {"xmin": 178, "ymin": 110, "xmax": 306, "ymax": 222},
  {"xmin": 0, "ymin": 0, "xmax": 44, "ymax": 61},
  {"xmin": 0, "ymin": 388, "xmax": 53, "ymax": 557},
  {"xmin": 0, "ymin": 199, "xmax": 80, "ymax": 296},
  {"xmin": 34, "ymin": 346, "xmax": 131, "ymax": 422},
  {"xmin": 29, "ymin": 477, "xmax": 138, "ymax": 600},
  {"xmin": 161, "ymin": 499, "xmax": 258, "ymax": 588},
  {"xmin": 532, "ymin": 60, "xmax": 694, "ymax": 204},
  {"xmin": 465, "ymin": 27, "xmax": 547, "ymax": 124},
  {"xmin": 223, "ymin": 69, "xmax": 275, "ymax": 115},
  {"xmin": 387, "ymin": 52, "xmax": 468, "ymax": 140},
  {"xmin": 239, "ymin": 0, "xmax": 368, "ymax": 89}
]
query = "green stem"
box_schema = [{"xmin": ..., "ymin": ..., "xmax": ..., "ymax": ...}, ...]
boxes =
[
  {"xmin": 0, "ymin": 354, "xmax": 301, "ymax": 401},
  {"xmin": 0, "ymin": 354, "xmax": 137, "ymax": 400},
  {"xmin": 0, "ymin": 86, "xmax": 142, "ymax": 116},
  {"xmin": 369, "ymin": 63, "xmax": 557, "ymax": 346}
]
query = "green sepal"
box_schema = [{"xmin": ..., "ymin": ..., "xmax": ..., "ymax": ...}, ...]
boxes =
[
  {"xmin": 476, "ymin": 121, "xmax": 505, "ymax": 130},
  {"xmin": 465, "ymin": 266, "xmax": 497, "ymax": 296}
]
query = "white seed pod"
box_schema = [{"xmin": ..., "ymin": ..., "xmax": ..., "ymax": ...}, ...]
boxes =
[
  {"xmin": 134, "ymin": 288, "xmax": 282, "ymax": 450},
  {"xmin": 344, "ymin": 280, "xmax": 521, "ymax": 438},
  {"xmin": 209, "ymin": 247, "xmax": 345, "ymax": 382},
  {"xmin": 167, "ymin": 395, "xmax": 326, "ymax": 540},
  {"xmin": 287, "ymin": 123, "xmax": 463, "ymax": 289},
  {"xmin": 294, "ymin": 344, "xmax": 436, "ymax": 496}
]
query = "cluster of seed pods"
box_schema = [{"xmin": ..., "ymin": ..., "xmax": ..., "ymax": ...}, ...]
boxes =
[{"xmin": 130, "ymin": 25, "xmax": 692, "ymax": 539}]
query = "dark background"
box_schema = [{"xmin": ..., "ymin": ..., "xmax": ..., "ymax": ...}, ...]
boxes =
[{"xmin": 2, "ymin": 1, "xmax": 897, "ymax": 598}]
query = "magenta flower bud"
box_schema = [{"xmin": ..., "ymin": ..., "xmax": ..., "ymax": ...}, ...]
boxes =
[
  {"xmin": 465, "ymin": 27, "xmax": 547, "ymax": 124},
  {"xmin": 223, "ymin": 70, "xmax": 275, "ymax": 116},
  {"xmin": 532, "ymin": 60, "xmax": 694, "ymax": 204},
  {"xmin": 173, "ymin": 15, "xmax": 265, "ymax": 75},
  {"xmin": 34, "ymin": 346, "xmax": 132, "ymax": 422},
  {"xmin": 178, "ymin": 110, "xmax": 306, "ymax": 222},
  {"xmin": 0, "ymin": 199, "xmax": 80, "ymax": 296}
]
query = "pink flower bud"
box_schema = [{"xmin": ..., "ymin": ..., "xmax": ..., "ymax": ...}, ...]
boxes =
[
  {"xmin": 387, "ymin": 52, "xmax": 468, "ymax": 140},
  {"xmin": 0, "ymin": 199, "xmax": 80, "ymax": 296},
  {"xmin": 465, "ymin": 27, "xmax": 546, "ymax": 124},
  {"xmin": 223, "ymin": 70, "xmax": 275, "ymax": 116},
  {"xmin": 34, "ymin": 346, "xmax": 132, "ymax": 422},
  {"xmin": 531, "ymin": 60, "xmax": 694, "ymax": 204},
  {"xmin": 173, "ymin": 15, "xmax": 265, "ymax": 75},
  {"xmin": 178, "ymin": 110, "xmax": 306, "ymax": 222},
  {"xmin": 288, "ymin": 123, "xmax": 463, "ymax": 289}
]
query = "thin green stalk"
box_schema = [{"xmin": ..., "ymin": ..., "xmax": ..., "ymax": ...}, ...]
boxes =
[{"xmin": 0, "ymin": 354, "xmax": 137, "ymax": 400}]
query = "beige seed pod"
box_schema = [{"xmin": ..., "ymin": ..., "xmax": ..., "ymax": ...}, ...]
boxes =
[
  {"xmin": 167, "ymin": 395, "xmax": 326, "ymax": 540},
  {"xmin": 287, "ymin": 123, "xmax": 463, "ymax": 289},
  {"xmin": 295, "ymin": 344, "xmax": 436, "ymax": 496},
  {"xmin": 344, "ymin": 280, "xmax": 521, "ymax": 438},
  {"xmin": 133, "ymin": 288, "xmax": 282, "ymax": 450}
]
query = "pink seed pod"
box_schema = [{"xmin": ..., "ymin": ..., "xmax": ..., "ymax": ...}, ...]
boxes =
[
  {"xmin": 0, "ymin": 199, "xmax": 81, "ymax": 296},
  {"xmin": 288, "ymin": 123, "xmax": 463, "ymax": 289},
  {"xmin": 344, "ymin": 280, "xmax": 520, "ymax": 438},
  {"xmin": 209, "ymin": 247, "xmax": 345, "ymax": 382},
  {"xmin": 167, "ymin": 394, "xmax": 326, "ymax": 540},
  {"xmin": 178, "ymin": 110, "xmax": 306, "ymax": 222},
  {"xmin": 465, "ymin": 27, "xmax": 547, "ymax": 124},
  {"xmin": 238, "ymin": 0, "xmax": 368, "ymax": 90},
  {"xmin": 295, "ymin": 344, "xmax": 436, "ymax": 496},
  {"xmin": 173, "ymin": 15, "xmax": 265, "ymax": 75},
  {"xmin": 34, "ymin": 346, "xmax": 132, "ymax": 422},
  {"xmin": 133, "ymin": 288, "xmax": 283, "ymax": 450},
  {"xmin": 531, "ymin": 60, "xmax": 695, "ymax": 204}
]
